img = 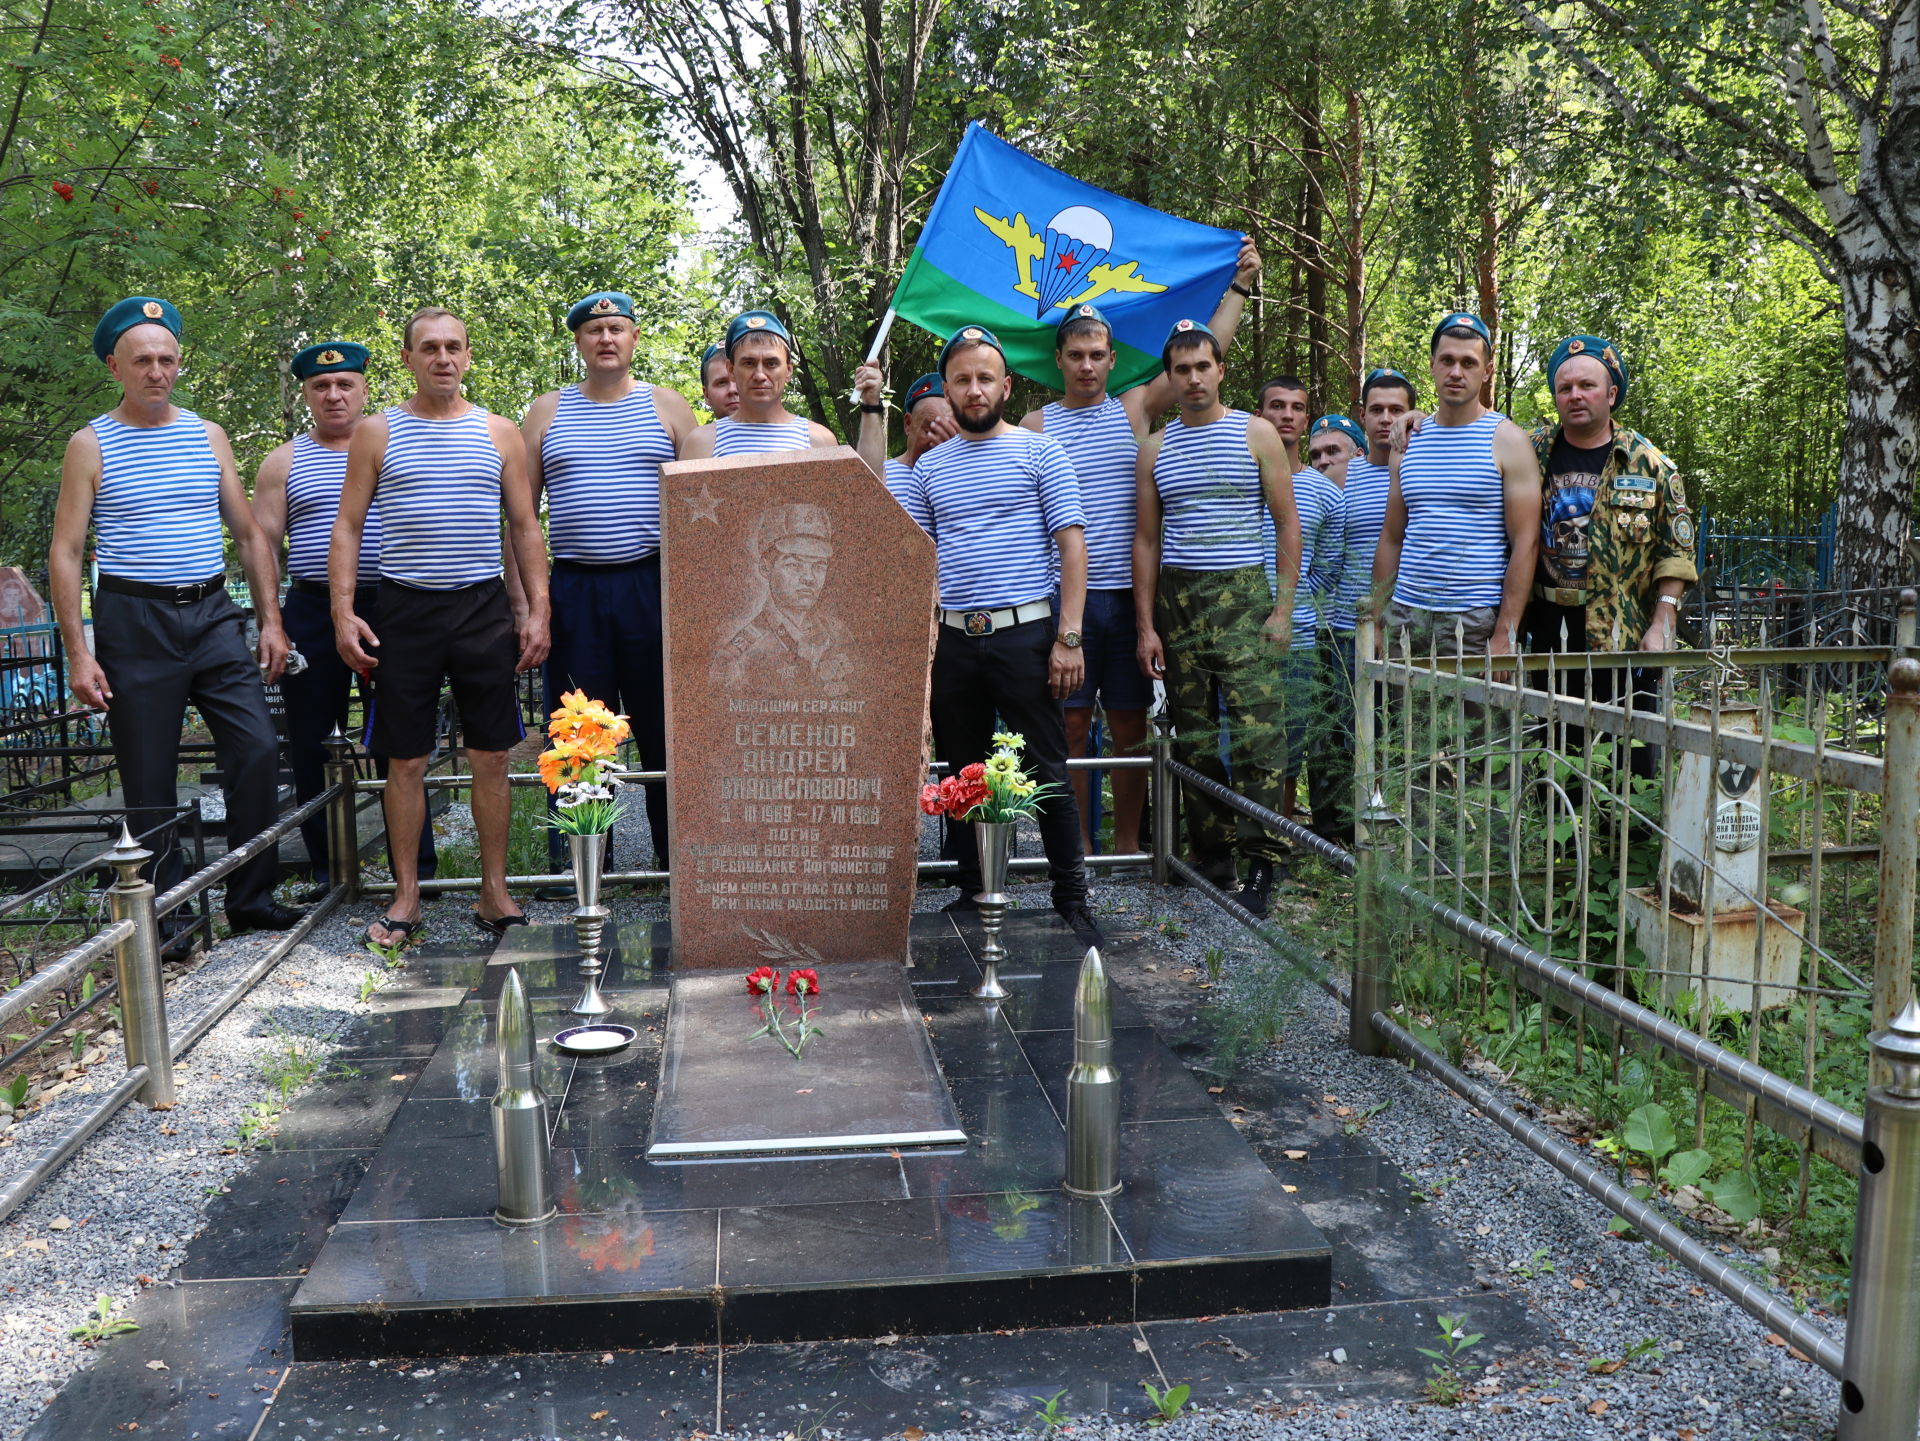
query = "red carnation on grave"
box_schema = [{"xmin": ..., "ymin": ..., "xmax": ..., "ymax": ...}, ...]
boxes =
[
  {"xmin": 786, "ymin": 969, "xmax": 819, "ymax": 998},
  {"xmin": 51, "ymin": 182, "xmax": 73, "ymax": 202},
  {"xmin": 919, "ymin": 783, "xmax": 945, "ymax": 816},
  {"xmin": 745, "ymin": 965, "xmax": 779, "ymax": 995},
  {"xmin": 959, "ymin": 762, "xmax": 986, "ymax": 784}
]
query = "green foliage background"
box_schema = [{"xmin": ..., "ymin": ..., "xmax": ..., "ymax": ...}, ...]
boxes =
[{"xmin": 1, "ymin": 0, "xmax": 1846, "ymax": 573}]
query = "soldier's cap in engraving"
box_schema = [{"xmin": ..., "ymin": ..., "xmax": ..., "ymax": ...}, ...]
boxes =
[
  {"xmin": 93, "ymin": 295, "xmax": 181, "ymax": 362},
  {"xmin": 1547, "ymin": 332, "xmax": 1629, "ymax": 409},
  {"xmin": 291, "ymin": 341, "xmax": 369, "ymax": 380},
  {"xmin": 938, "ymin": 324, "xmax": 1005, "ymax": 376},
  {"xmin": 725, "ymin": 309, "xmax": 792, "ymax": 358},
  {"xmin": 566, "ymin": 291, "xmax": 637, "ymax": 331},
  {"xmin": 752, "ymin": 503, "xmax": 833, "ymax": 560}
]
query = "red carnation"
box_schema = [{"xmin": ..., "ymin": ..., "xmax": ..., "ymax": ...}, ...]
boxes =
[
  {"xmin": 745, "ymin": 965, "xmax": 779, "ymax": 995},
  {"xmin": 919, "ymin": 783, "xmax": 944, "ymax": 816},
  {"xmin": 786, "ymin": 969, "xmax": 819, "ymax": 997},
  {"xmin": 959, "ymin": 762, "xmax": 986, "ymax": 783},
  {"xmin": 51, "ymin": 182, "xmax": 73, "ymax": 202}
]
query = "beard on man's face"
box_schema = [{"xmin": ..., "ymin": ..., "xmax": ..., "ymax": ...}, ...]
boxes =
[{"xmin": 953, "ymin": 396, "xmax": 1005, "ymax": 434}]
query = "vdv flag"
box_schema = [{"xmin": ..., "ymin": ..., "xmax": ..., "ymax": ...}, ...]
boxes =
[{"xmin": 889, "ymin": 124, "xmax": 1244, "ymax": 392}]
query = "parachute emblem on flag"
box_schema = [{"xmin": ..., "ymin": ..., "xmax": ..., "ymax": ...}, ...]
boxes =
[{"xmin": 973, "ymin": 205, "xmax": 1167, "ymax": 319}]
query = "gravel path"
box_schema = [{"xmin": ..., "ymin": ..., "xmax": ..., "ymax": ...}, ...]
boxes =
[{"xmin": 0, "ymin": 818, "xmax": 1850, "ymax": 1441}]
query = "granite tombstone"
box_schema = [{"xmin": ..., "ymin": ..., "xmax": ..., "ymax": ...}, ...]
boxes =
[{"xmin": 660, "ymin": 446, "xmax": 935, "ymax": 970}]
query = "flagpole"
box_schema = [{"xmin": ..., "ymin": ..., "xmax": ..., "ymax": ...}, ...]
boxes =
[{"xmin": 863, "ymin": 306, "xmax": 898, "ymax": 364}]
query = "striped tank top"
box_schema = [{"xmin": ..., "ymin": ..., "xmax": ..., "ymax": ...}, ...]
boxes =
[
  {"xmin": 1290, "ymin": 469, "xmax": 1345, "ymax": 648},
  {"xmin": 1393, "ymin": 410, "xmax": 1509, "ymax": 611},
  {"xmin": 1153, "ymin": 410, "xmax": 1263, "ymax": 571},
  {"xmin": 375, "ymin": 405, "xmax": 503, "ymax": 590},
  {"xmin": 542, "ymin": 384, "xmax": 676, "ymax": 563},
  {"xmin": 883, "ymin": 456, "xmax": 917, "ymax": 510},
  {"xmin": 1331, "ymin": 456, "xmax": 1391, "ymax": 632},
  {"xmin": 285, "ymin": 434, "xmax": 380, "ymax": 584},
  {"xmin": 713, "ymin": 415, "xmax": 811, "ymax": 457},
  {"xmin": 1042, "ymin": 397, "xmax": 1137, "ymax": 590},
  {"xmin": 91, "ymin": 410, "xmax": 224, "ymax": 584}
]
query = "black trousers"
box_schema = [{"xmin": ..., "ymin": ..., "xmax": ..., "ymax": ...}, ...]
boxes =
[
  {"xmin": 92, "ymin": 588, "xmax": 280, "ymax": 913},
  {"xmin": 544, "ymin": 558, "xmax": 670, "ymax": 868},
  {"xmin": 1522, "ymin": 598, "xmax": 1659, "ymax": 780},
  {"xmin": 279, "ymin": 586, "xmax": 437, "ymax": 886},
  {"xmin": 1307, "ymin": 630, "xmax": 1357, "ymax": 844},
  {"xmin": 929, "ymin": 615, "xmax": 1087, "ymax": 908}
]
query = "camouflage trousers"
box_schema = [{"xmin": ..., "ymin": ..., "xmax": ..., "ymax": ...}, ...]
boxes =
[{"xmin": 1156, "ymin": 565, "xmax": 1289, "ymax": 867}]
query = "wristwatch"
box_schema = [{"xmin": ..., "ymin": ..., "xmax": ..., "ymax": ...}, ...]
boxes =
[{"xmin": 1057, "ymin": 630, "xmax": 1082, "ymax": 649}]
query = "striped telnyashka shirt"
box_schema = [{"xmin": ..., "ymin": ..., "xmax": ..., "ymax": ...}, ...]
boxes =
[
  {"xmin": 1153, "ymin": 410, "xmax": 1264, "ymax": 571},
  {"xmin": 883, "ymin": 456, "xmax": 917, "ymax": 511},
  {"xmin": 375, "ymin": 405, "xmax": 503, "ymax": 590},
  {"xmin": 1041, "ymin": 396, "xmax": 1138, "ymax": 591},
  {"xmin": 91, "ymin": 410, "xmax": 225, "ymax": 584},
  {"xmin": 542, "ymin": 385, "xmax": 676, "ymax": 563},
  {"xmin": 1288, "ymin": 468, "xmax": 1346, "ymax": 648},
  {"xmin": 1392, "ymin": 410, "xmax": 1509, "ymax": 612},
  {"xmin": 898, "ymin": 431, "xmax": 1085, "ymax": 611},
  {"xmin": 1330, "ymin": 455, "xmax": 1392, "ymax": 633},
  {"xmin": 712, "ymin": 415, "xmax": 811, "ymax": 457},
  {"xmin": 285, "ymin": 434, "xmax": 379, "ymax": 584}
]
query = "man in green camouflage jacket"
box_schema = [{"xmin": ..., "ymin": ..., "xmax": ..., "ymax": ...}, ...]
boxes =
[{"xmin": 1523, "ymin": 334, "xmax": 1698, "ymax": 657}]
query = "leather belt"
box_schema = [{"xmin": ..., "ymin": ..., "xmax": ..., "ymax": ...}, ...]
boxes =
[
  {"xmin": 288, "ymin": 576, "xmax": 378, "ymax": 601},
  {"xmin": 96, "ymin": 574, "xmax": 225, "ymax": 605},
  {"xmin": 1534, "ymin": 584, "xmax": 1587, "ymax": 607},
  {"xmin": 553, "ymin": 555, "xmax": 659, "ymax": 573},
  {"xmin": 940, "ymin": 600, "xmax": 1053, "ymax": 636}
]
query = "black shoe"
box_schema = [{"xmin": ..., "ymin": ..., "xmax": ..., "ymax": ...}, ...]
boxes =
[
  {"xmin": 227, "ymin": 902, "xmax": 305, "ymax": 933},
  {"xmin": 1055, "ymin": 904, "xmax": 1104, "ymax": 946},
  {"xmin": 1237, "ymin": 860, "xmax": 1275, "ymax": 918},
  {"xmin": 294, "ymin": 882, "xmax": 331, "ymax": 904},
  {"xmin": 533, "ymin": 883, "xmax": 578, "ymax": 902},
  {"xmin": 942, "ymin": 893, "xmax": 981, "ymax": 914}
]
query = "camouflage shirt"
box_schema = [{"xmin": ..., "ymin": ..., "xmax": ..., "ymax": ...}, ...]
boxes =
[{"xmin": 1528, "ymin": 422, "xmax": 1699, "ymax": 652}]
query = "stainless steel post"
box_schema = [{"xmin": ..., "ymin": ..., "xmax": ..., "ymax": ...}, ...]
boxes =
[
  {"xmin": 322, "ymin": 725, "xmax": 359, "ymax": 902},
  {"xmin": 1837, "ymin": 997, "xmax": 1920, "ymax": 1440},
  {"xmin": 1149, "ymin": 721, "xmax": 1173, "ymax": 888},
  {"xmin": 1064, "ymin": 947, "xmax": 1121, "ymax": 1197},
  {"xmin": 105, "ymin": 825, "xmax": 175, "ymax": 1108},
  {"xmin": 492, "ymin": 967, "xmax": 555, "ymax": 1226},
  {"xmin": 1873, "ymin": 620, "xmax": 1920, "ymax": 1059},
  {"xmin": 1348, "ymin": 788, "xmax": 1397, "ymax": 1058}
]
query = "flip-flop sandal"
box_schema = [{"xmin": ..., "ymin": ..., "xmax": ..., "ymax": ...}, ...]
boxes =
[
  {"xmin": 363, "ymin": 916, "xmax": 420, "ymax": 953},
  {"xmin": 472, "ymin": 910, "xmax": 530, "ymax": 939}
]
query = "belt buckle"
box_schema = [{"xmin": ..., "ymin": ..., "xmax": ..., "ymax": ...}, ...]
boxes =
[
  {"xmin": 963, "ymin": 609, "xmax": 994, "ymax": 636},
  {"xmin": 172, "ymin": 584, "xmax": 198, "ymax": 605}
]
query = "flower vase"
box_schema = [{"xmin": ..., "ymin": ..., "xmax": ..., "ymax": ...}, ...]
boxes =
[
  {"xmin": 569, "ymin": 830, "xmax": 611, "ymax": 1016},
  {"xmin": 973, "ymin": 820, "xmax": 1014, "ymax": 1000}
]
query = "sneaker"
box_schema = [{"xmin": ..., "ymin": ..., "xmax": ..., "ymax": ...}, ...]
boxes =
[
  {"xmin": 1237, "ymin": 860, "xmax": 1276, "ymax": 918},
  {"xmin": 1055, "ymin": 904, "xmax": 1104, "ymax": 945}
]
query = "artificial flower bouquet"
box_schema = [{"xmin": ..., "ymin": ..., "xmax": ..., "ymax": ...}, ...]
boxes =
[
  {"xmin": 537, "ymin": 689, "xmax": 631, "ymax": 834},
  {"xmin": 918, "ymin": 730, "xmax": 1055, "ymax": 823}
]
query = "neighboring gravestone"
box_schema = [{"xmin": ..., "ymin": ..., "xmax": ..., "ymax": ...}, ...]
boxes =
[{"xmin": 659, "ymin": 446, "xmax": 935, "ymax": 969}]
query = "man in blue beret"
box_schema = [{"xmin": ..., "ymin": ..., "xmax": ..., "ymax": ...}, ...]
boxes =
[
  {"xmin": 332, "ymin": 306, "xmax": 551, "ymax": 949},
  {"xmin": 682, "ymin": 311, "xmax": 836, "ymax": 458},
  {"xmin": 49, "ymin": 297, "xmax": 302, "ymax": 937},
  {"xmin": 1132, "ymin": 319, "xmax": 1298, "ymax": 914},
  {"xmin": 699, "ymin": 342, "xmax": 738, "ymax": 420},
  {"xmin": 851, "ymin": 364, "xmax": 956, "ymax": 505},
  {"xmin": 251, "ymin": 340, "xmax": 436, "ymax": 899},
  {"xmin": 1017, "ymin": 239, "xmax": 1262, "ymax": 860},
  {"xmin": 514, "ymin": 290, "xmax": 698, "ymax": 891},
  {"xmin": 1371, "ymin": 312, "xmax": 1540, "ymax": 659},
  {"xmin": 1525, "ymin": 334, "xmax": 1696, "ymax": 656},
  {"xmin": 895, "ymin": 325, "xmax": 1099, "ymax": 943},
  {"xmin": 1292, "ymin": 414, "xmax": 1361, "ymax": 835}
]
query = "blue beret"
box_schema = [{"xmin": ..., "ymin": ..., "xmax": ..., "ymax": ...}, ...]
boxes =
[
  {"xmin": 1055, "ymin": 303, "xmax": 1111, "ymax": 343},
  {"xmin": 701, "ymin": 342, "xmax": 726, "ymax": 374},
  {"xmin": 1160, "ymin": 317, "xmax": 1219, "ymax": 367},
  {"xmin": 1547, "ymin": 333, "xmax": 1629, "ymax": 408},
  {"xmin": 900, "ymin": 373, "xmax": 944, "ymax": 414},
  {"xmin": 93, "ymin": 296, "xmax": 180, "ymax": 363},
  {"xmin": 725, "ymin": 310, "xmax": 792, "ymax": 357},
  {"xmin": 1310, "ymin": 414, "xmax": 1367, "ymax": 453},
  {"xmin": 290, "ymin": 341, "xmax": 369, "ymax": 379},
  {"xmin": 1430, "ymin": 310, "xmax": 1492, "ymax": 352},
  {"xmin": 938, "ymin": 325, "xmax": 1005, "ymax": 374},
  {"xmin": 567, "ymin": 292, "xmax": 636, "ymax": 331},
  {"xmin": 1362, "ymin": 366, "xmax": 1413, "ymax": 396}
]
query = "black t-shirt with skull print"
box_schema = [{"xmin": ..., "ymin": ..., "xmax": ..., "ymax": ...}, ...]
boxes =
[{"xmin": 1540, "ymin": 431, "xmax": 1613, "ymax": 590}]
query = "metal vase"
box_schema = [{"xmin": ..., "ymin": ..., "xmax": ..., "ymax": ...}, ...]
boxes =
[
  {"xmin": 568, "ymin": 830, "xmax": 611, "ymax": 1016},
  {"xmin": 973, "ymin": 820, "xmax": 1014, "ymax": 1000}
]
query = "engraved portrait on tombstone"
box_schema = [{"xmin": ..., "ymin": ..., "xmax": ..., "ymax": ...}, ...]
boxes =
[{"xmin": 709, "ymin": 503, "xmax": 857, "ymax": 698}]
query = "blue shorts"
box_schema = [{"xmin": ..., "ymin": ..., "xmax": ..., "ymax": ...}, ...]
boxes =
[{"xmin": 1064, "ymin": 587, "xmax": 1152, "ymax": 711}]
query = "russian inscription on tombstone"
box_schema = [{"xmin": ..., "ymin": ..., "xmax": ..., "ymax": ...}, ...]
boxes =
[{"xmin": 659, "ymin": 446, "xmax": 935, "ymax": 970}]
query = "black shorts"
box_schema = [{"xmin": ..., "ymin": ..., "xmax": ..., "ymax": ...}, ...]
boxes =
[{"xmin": 367, "ymin": 578, "xmax": 524, "ymax": 759}]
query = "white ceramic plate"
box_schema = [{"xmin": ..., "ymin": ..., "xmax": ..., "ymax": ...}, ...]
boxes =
[{"xmin": 552, "ymin": 1024, "xmax": 637, "ymax": 1056}]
